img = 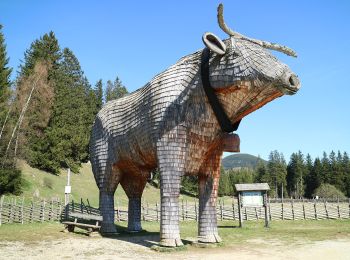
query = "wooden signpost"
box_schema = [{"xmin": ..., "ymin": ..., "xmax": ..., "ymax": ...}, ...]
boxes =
[{"xmin": 235, "ymin": 183, "xmax": 270, "ymax": 228}]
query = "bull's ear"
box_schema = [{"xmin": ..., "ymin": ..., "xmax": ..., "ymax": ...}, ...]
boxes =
[{"xmin": 202, "ymin": 32, "xmax": 226, "ymax": 55}]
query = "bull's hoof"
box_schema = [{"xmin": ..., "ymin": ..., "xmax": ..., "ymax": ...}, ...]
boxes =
[
  {"xmin": 198, "ymin": 234, "xmax": 222, "ymax": 243},
  {"xmin": 160, "ymin": 238, "xmax": 184, "ymax": 247}
]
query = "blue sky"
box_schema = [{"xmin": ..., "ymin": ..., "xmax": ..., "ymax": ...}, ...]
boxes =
[{"xmin": 1, "ymin": 0, "xmax": 349, "ymax": 161}]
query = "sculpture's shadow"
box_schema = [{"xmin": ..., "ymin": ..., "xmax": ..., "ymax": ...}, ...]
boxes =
[
  {"xmin": 101, "ymin": 224, "xmax": 194, "ymax": 249},
  {"xmin": 101, "ymin": 224, "xmax": 161, "ymax": 248}
]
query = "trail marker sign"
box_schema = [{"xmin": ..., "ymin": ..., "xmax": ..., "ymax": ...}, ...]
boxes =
[{"xmin": 235, "ymin": 183, "xmax": 270, "ymax": 228}]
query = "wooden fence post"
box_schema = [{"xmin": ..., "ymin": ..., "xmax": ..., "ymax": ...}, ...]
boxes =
[
  {"xmin": 13, "ymin": 198, "xmax": 17, "ymax": 223},
  {"xmin": 264, "ymin": 193, "xmax": 269, "ymax": 227},
  {"xmin": 302, "ymin": 198, "xmax": 306, "ymax": 220},
  {"xmin": 232, "ymin": 198, "xmax": 235, "ymax": 220},
  {"xmin": 0, "ymin": 195, "xmax": 4, "ymax": 226},
  {"xmin": 142, "ymin": 200, "xmax": 145, "ymax": 221},
  {"xmin": 238, "ymin": 193, "xmax": 243, "ymax": 227},
  {"xmin": 116, "ymin": 200, "xmax": 120, "ymax": 222},
  {"xmin": 9, "ymin": 198, "xmax": 14, "ymax": 223},
  {"xmin": 220, "ymin": 200, "xmax": 223, "ymax": 221},
  {"xmin": 21, "ymin": 197, "xmax": 24, "ymax": 224},
  {"xmin": 314, "ymin": 199, "xmax": 318, "ymax": 220},
  {"xmin": 194, "ymin": 200, "xmax": 198, "ymax": 222},
  {"xmin": 324, "ymin": 199, "xmax": 329, "ymax": 219},
  {"xmin": 41, "ymin": 199, "xmax": 46, "ymax": 222},
  {"xmin": 30, "ymin": 200, "xmax": 34, "ymax": 223},
  {"xmin": 146, "ymin": 201, "xmax": 149, "ymax": 221},
  {"xmin": 337, "ymin": 197, "xmax": 340, "ymax": 219},
  {"xmin": 58, "ymin": 198, "xmax": 61, "ymax": 220},
  {"xmin": 291, "ymin": 198, "xmax": 295, "ymax": 220},
  {"xmin": 181, "ymin": 199, "xmax": 184, "ymax": 221},
  {"xmin": 281, "ymin": 200, "xmax": 284, "ymax": 220}
]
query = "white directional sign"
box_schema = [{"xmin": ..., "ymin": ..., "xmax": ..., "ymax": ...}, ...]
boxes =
[{"xmin": 65, "ymin": 185, "xmax": 71, "ymax": 194}]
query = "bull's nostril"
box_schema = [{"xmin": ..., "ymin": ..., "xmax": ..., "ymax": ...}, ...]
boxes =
[{"xmin": 289, "ymin": 75, "xmax": 298, "ymax": 87}]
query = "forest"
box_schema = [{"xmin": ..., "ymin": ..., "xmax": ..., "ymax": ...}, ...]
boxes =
[
  {"xmin": 0, "ymin": 27, "xmax": 127, "ymax": 194},
  {"xmin": 217, "ymin": 150, "xmax": 350, "ymax": 199},
  {"xmin": 0, "ymin": 26, "xmax": 349, "ymax": 199}
]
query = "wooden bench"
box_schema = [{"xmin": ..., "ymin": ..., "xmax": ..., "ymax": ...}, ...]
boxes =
[{"xmin": 62, "ymin": 212, "xmax": 103, "ymax": 236}]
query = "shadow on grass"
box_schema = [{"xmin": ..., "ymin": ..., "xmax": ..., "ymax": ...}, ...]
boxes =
[
  {"xmin": 101, "ymin": 224, "xmax": 195, "ymax": 249},
  {"xmin": 217, "ymin": 225, "xmax": 241, "ymax": 229},
  {"xmin": 101, "ymin": 224, "xmax": 161, "ymax": 248}
]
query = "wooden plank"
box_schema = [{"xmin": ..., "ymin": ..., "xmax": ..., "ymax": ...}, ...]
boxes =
[
  {"xmin": 69, "ymin": 212, "xmax": 103, "ymax": 221},
  {"xmin": 62, "ymin": 221, "xmax": 101, "ymax": 229}
]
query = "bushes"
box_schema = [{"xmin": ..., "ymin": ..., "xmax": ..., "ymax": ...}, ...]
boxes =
[
  {"xmin": 0, "ymin": 165, "xmax": 23, "ymax": 195},
  {"xmin": 313, "ymin": 183, "xmax": 346, "ymax": 199}
]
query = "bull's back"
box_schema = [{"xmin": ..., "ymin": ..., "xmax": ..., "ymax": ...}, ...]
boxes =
[{"xmin": 90, "ymin": 55, "xmax": 200, "ymax": 187}]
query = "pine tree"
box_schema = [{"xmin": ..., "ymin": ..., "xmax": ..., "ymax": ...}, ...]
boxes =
[
  {"xmin": 287, "ymin": 151, "xmax": 306, "ymax": 198},
  {"xmin": 34, "ymin": 48, "xmax": 94, "ymax": 173},
  {"xmin": 19, "ymin": 31, "xmax": 60, "ymax": 78},
  {"xmin": 267, "ymin": 151, "xmax": 287, "ymax": 198},
  {"xmin": 12, "ymin": 32, "xmax": 60, "ymax": 161},
  {"xmin": 113, "ymin": 77, "xmax": 128, "ymax": 99},
  {"xmin": 0, "ymin": 24, "xmax": 23, "ymax": 195},
  {"xmin": 218, "ymin": 169, "xmax": 232, "ymax": 196},
  {"xmin": 256, "ymin": 158, "xmax": 268, "ymax": 182},
  {"xmin": 342, "ymin": 152, "xmax": 350, "ymax": 197},
  {"xmin": 0, "ymin": 24, "xmax": 12, "ymax": 147},
  {"xmin": 105, "ymin": 77, "xmax": 128, "ymax": 102},
  {"xmin": 332, "ymin": 151, "xmax": 345, "ymax": 193},
  {"xmin": 306, "ymin": 158, "xmax": 322, "ymax": 197},
  {"xmin": 321, "ymin": 152, "xmax": 331, "ymax": 183},
  {"xmin": 95, "ymin": 79, "xmax": 103, "ymax": 111},
  {"xmin": 105, "ymin": 80, "xmax": 114, "ymax": 102}
]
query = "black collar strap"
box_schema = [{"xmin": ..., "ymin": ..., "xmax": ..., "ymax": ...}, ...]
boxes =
[{"xmin": 201, "ymin": 48, "xmax": 241, "ymax": 133}]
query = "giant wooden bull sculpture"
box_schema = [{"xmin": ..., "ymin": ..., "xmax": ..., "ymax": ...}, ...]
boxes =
[{"xmin": 90, "ymin": 4, "xmax": 300, "ymax": 247}]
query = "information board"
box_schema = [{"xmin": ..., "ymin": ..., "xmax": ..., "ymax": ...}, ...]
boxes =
[{"xmin": 242, "ymin": 191, "xmax": 263, "ymax": 207}]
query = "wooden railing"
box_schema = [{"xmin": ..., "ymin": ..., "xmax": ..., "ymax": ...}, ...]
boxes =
[{"xmin": 1, "ymin": 195, "xmax": 349, "ymax": 225}]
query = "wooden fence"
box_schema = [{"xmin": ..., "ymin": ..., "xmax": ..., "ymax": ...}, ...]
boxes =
[
  {"xmin": 0, "ymin": 196, "xmax": 98, "ymax": 225},
  {"xmin": 0, "ymin": 196, "xmax": 63, "ymax": 225},
  {"xmin": 1, "ymin": 195, "xmax": 350, "ymax": 225},
  {"xmin": 114, "ymin": 198, "xmax": 350, "ymax": 222}
]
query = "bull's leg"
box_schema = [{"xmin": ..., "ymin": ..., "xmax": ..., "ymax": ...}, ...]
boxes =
[
  {"xmin": 159, "ymin": 171, "xmax": 183, "ymax": 247},
  {"xmin": 99, "ymin": 190, "xmax": 118, "ymax": 233},
  {"xmin": 120, "ymin": 173, "xmax": 148, "ymax": 232},
  {"xmin": 158, "ymin": 134, "xmax": 185, "ymax": 247},
  {"xmin": 99, "ymin": 164, "xmax": 121, "ymax": 234},
  {"xmin": 198, "ymin": 153, "xmax": 222, "ymax": 243}
]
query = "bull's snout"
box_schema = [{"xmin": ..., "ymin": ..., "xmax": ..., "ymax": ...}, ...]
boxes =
[{"xmin": 280, "ymin": 71, "xmax": 301, "ymax": 95}]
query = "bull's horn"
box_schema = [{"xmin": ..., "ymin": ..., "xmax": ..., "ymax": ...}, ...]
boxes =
[{"xmin": 217, "ymin": 3, "xmax": 297, "ymax": 57}]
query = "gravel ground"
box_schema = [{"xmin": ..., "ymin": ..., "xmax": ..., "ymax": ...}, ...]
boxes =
[{"xmin": 1, "ymin": 234, "xmax": 350, "ymax": 260}]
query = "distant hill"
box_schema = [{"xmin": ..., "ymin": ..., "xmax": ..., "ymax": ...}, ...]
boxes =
[{"xmin": 222, "ymin": 153, "xmax": 266, "ymax": 170}]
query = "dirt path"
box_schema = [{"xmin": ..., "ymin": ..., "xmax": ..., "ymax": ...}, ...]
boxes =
[{"xmin": 1, "ymin": 235, "xmax": 350, "ymax": 260}]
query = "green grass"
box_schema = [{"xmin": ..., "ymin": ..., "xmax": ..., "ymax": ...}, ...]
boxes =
[
  {"xmin": 15, "ymin": 160, "xmax": 195, "ymax": 207},
  {"xmin": 1, "ymin": 219, "xmax": 350, "ymax": 246}
]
